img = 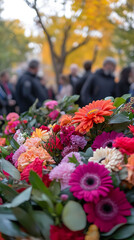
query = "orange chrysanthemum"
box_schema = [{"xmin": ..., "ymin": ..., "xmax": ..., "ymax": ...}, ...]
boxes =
[
  {"xmin": 24, "ymin": 137, "xmax": 41, "ymax": 148},
  {"xmin": 17, "ymin": 146, "xmax": 52, "ymax": 172},
  {"xmin": 72, "ymin": 100, "xmax": 116, "ymax": 133},
  {"xmin": 59, "ymin": 114, "xmax": 72, "ymax": 126}
]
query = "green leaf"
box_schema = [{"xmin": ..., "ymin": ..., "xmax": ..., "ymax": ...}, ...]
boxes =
[
  {"xmin": 110, "ymin": 172, "xmax": 121, "ymax": 188},
  {"xmin": 105, "ymin": 96, "xmax": 115, "ymax": 102},
  {"xmin": 0, "ymin": 208, "xmax": 17, "ymax": 221},
  {"xmin": 32, "ymin": 189, "xmax": 53, "ymax": 210},
  {"xmin": 13, "ymin": 207, "xmax": 40, "ymax": 237},
  {"xmin": 68, "ymin": 154, "xmax": 79, "ymax": 165},
  {"xmin": 62, "ymin": 200, "xmax": 86, "ymax": 231},
  {"xmin": 29, "ymin": 171, "xmax": 53, "ymax": 200},
  {"xmin": 55, "ymin": 202, "xmax": 63, "ymax": 216},
  {"xmin": 0, "ymin": 218, "xmax": 27, "ymax": 237},
  {"xmin": 0, "ymin": 182, "xmax": 18, "ymax": 202},
  {"xmin": 27, "ymin": 118, "xmax": 36, "ymax": 128},
  {"xmin": 0, "ymin": 158, "xmax": 20, "ymax": 180},
  {"xmin": 126, "ymin": 191, "xmax": 134, "ymax": 203},
  {"xmin": 118, "ymin": 167, "xmax": 128, "ymax": 180},
  {"xmin": 109, "ymin": 113, "xmax": 130, "ymax": 124},
  {"xmin": 33, "ymin": 211, "xmax": 54, "ymax": 240},
  {"xmin": 49, "ymin": 180, "xmax": 61, "ymax": 196},
  {"xmin": 114, "ymin": 97, "xmax": 126, "ymax": 108},
  {"xmin": 112, "ymin": 225, "xmax": 134, "ymax": 239},
  {"xmin": 7, "ymin": 187, "xmax": 32, "ymax": 207},
  {"xmin": 0, "ymin": 147, "xmax": 10, "ymax": 158},
  {"xmin": 127, "ymin": 215, "xmax": 134, "ymax": 224},
  {"xmin": 101, "ymin": 223, "xmax": 125, "ymax": 237},
  {"xmin": 122, "ymin": 94, "xmax": 131, "ymax": 100},
  {"xmin": 10, "ymin": 138, "xmax": 20, "ymax": 150}
]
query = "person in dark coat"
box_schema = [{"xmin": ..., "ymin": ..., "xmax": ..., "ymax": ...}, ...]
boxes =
[
  {"xmin": 116, "ymin": 66, "xmax": 132, "ymax": 97},
  {"xmin": 16, "ymin": 60, "xmax": 48, "ymax": 113},
  {"xmin": 75, "ymin": 60, "xmax": 92, "ymax": 106},
  {"xmin": 0, "ymin": 71, "xmax": 16, "ymax": 113},
  {"xmin": 69, "ymin": 64, "xmax": 80, "ymax": 94},
  {"xmin": 81, "ymin": 57, "xmax": 117, "ymax": 106}
]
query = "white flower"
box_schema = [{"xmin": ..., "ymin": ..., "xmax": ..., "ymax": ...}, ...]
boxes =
[{"xmin": 88, "ymin": 147, "xmax": 124, "ymax": 171}]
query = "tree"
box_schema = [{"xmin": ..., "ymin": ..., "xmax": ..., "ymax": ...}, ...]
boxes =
[
  {"xmin": 112, "ymin": 0, "xmax": 134, "ymax": 65},
  {"xmin": 0, "ymin": 0, "xmax": 33, "ymax": 71},
  {"xmin": 24, "ymin": 0, "xmax": 116, "ymax": 85}
]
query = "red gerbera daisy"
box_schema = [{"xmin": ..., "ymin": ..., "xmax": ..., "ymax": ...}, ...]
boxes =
[
  {"xmin": 72, "ymin": 100, "xmax": 115, "ymax": 133},
  {"xmin": 84, "ymin": 188, "xmax": 132, "ymax": 232},
  {"xmin": 50, "ymin": 225, "xmax": 84, "ymax": 240}
]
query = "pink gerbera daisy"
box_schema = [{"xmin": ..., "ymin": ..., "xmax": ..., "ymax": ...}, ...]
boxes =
[
  {"xmin": 84, "ymin": 188, "xmax": 132, "ymax": 232},
  {"xmin": 91, "ymin": 131, "xmax": 124, "ymax": 150},
  {"xmin": 69, "ymin": 162, "xmax": 113, "ymax": 202}
]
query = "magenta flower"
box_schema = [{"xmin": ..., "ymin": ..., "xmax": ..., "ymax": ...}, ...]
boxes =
[
  {"xmin": 60, "ymin": 126, "xmax": 75, "ymax": 145},
  {"xmin": 69, "ymin": 162, "xmax": 113, "ymax": 203},
  {"xmin": 92, "ymin": 131, "xmax": 124, "ymax": 151},
  {"xmin": 45, "ymin": 100, "xmax": 58, "ymax": 109},
  {"xmin": 62, "ymin": 145, "xmax": 79, "ymax": 157},
  {"xmin": 49, "ymin": 162, "xmax": 75, "ymax": 190},
  {"xmin": 48, "ymin": 110, "xmax": 60, "ymax": 120},
  {"xmin": 84, "ymin": 188, "xmax": 132, "ymax": 232}
]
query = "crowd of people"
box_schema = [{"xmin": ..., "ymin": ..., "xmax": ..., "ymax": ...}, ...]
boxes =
[{"xmin": 0, "ymin": 57, "xmax": 134, "ymax": 115}]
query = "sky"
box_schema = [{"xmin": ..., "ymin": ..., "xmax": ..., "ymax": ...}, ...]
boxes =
[{"xmin": 2, "ymin": 0, "xmax": 36, "ymax": 34}]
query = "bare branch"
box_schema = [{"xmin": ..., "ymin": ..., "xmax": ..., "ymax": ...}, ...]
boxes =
[
  {"xmin": 92, "ymin": 45, "xmax": 99, "ymax": 64},
  {"xmin": 61, "ymin": 24, "xmax": 71, "ymax": 59},
  {"xmin": 66, "ymin": 37, "xmax": 90, "ymax": 56}
]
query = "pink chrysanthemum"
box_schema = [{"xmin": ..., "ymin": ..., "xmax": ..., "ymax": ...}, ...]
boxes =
[
  {"xmin": 84, "ymin": 188, "xmax": 132, "ymax": 232},
  {"xmin": 69, "ymin": 162, "xmax": 113, "ymax": 202},
  {"xmin": 12, "ymin": 145, "xmax": 27, "ymax": 166},
  {"xmin": 113, "ymin": 136, "xmax": 134, "ymax": 155},
  {"xmin": 49, "ymin": 162, "xmax": 75, "ymax": 190},
  {"xmin": 45, "ymin": 100, "xmax": 58, "ymax": 109},
  {"xmin": 92, "ymin": 131, "xmax": 124, "ymax": 150},
  {"xmin": 61, "ymin": 152, "xmax": 82, "ymax": 164}
]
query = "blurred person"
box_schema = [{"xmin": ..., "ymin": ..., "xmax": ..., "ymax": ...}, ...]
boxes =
[
  {"xmin": 81, "ymin": 57, "xmax": 117, "ymax": 105},
  {"xmin": 39, "ymin": 75, "xmax": 55, "ymax": 100},
  {"xmin": 0, "ymin": 71, "xmax": 16, "ymax": 113},
  {"xmin": 129, "ymin": 65, "xmax": 134, "ymax": 97},
  {"xmin": 69, "ymin": 63, "xmax": 80, "ymax": 94},
  {"xmin": 75, "ymin": 60, "xmax": 92, "ymax": 106},
  {"xmin": 116, "ymin": 66, "xmax": 132, "ymax": 97},
  {"xmin": 16, "ymin": 60, "xmax": 48, "ymax": 113},
  {"xmin": 56, "ymin": 74, "xmax": 73, "ymax": 100}
]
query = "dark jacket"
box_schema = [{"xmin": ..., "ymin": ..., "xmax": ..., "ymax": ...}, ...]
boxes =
[
  {"xmin": 75, "ymin": 70, "xmax": 92, "ymax": 107},
  {"xmin": 69, "ymin": 74, "xmax": 80, "ymax": 94},
  {"xmin": 115, "ymin": 80, "xmax": 130, "ymax": 97},
  {"xmin": 81, "ymin": 68, "xmax": 116, "ymax": 106},
  {"xmin": 16, "ymin": 71, "xmax": 48, "ymax": 113}
]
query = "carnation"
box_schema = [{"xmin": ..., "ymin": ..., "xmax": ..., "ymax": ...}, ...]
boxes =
[
  {"xmin": 6, "ymin": 112, "xmax": 19, "ymax": 121},
  {"xmin": 49, "ymin": 162, "xmax": 75, "ymax": 190},
  {"xmin": 50, "ymin": 225, "xmax": 84, "ymax": 240},
  {"xmin": 12, "ymin": 145, "xmax": 27, "ymax": 166},
  {"xmin": 113, "ymin": 137, "xmax": 134, "ymax": 155},
  {"xmin": 62, "ymin": 145, "xmax": 79, "ymax": 157},
  {"xmin": 48, "ymin": 110, "xmax": 60, "ymax": 120},
  {"xmin": 39, "ymin": 125, "xmax": 50, "ymax": 132},
  {"xmin": 21, "ymin": 158, "xmax": 43, "ymax": 182},
  {"xmin": 70, "ymin": 135, "xmax": 87, "ymax": 149},
  {"xmin": 60, "ymin": 126, "xmax": 75, "ymax": 145}
]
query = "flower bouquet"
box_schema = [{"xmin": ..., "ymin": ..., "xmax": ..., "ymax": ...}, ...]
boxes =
[{"xmin": 0, "ymin": 95, "xmax": 134, "ymax": 240}]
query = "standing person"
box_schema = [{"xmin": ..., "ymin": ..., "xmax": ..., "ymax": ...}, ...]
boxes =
[
  {"xmin": 81, "ymin": 57, "xmax": 117, "ymax": 105},
  {"xmin": 16, "ymin": 60, "xmax": 48, "ymax": 113},
  {"xmin": 116, "ymin": 66, "xmax": 132, "ymax": 97},
  {"xmin": 56, "ymin": 74, "xmax": 73, "ymax": 100},
  {"xmin": 69, "ymin": 64, "xmax": 80, "ymax": 94},
  {"xmin": 0, "ymin": 71, "xmax": 16, "ymax": 113},
  {"xmin": 75, "ymin": 60, "xmax": 92, "ymax": 106}
]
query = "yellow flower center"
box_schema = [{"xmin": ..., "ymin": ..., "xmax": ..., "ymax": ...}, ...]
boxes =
[{"xmin": 87, "ymin": 108, "xmax": 99, "ymax": 115}]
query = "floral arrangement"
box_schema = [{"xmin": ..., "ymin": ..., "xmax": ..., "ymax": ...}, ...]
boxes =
[{"xmin": 0, "ymin": 95, "xmax": 134, "ymax": 240}]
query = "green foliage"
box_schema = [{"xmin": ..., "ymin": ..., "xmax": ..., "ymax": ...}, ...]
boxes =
[{"xmin": 0, "ymin": 158, "xmax": 20, "ymax": 180}]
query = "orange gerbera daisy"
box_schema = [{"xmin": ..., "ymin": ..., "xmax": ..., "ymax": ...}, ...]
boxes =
[
  {"xmin": 59, "ymin": 114, "xmax": 72, "ymax": 126},
  {"xmin": 72, "ymin": 100, "xmax": 115, "ymax": 133}
]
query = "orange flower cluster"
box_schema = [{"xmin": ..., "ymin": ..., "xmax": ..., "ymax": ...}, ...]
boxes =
[{"xmin": 72, "ymin": 100, "xmax": 115, "ymax": 133}]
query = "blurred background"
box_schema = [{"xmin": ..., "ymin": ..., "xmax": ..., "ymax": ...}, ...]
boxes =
[{"xmin": 0, "ymin": 0, "xmax": 134, "ymax": 86}]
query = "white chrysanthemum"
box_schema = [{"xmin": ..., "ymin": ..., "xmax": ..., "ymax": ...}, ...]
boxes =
[{"xmin": 88, "ymin": 147, "xmax": 124, "ymax": 171}]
